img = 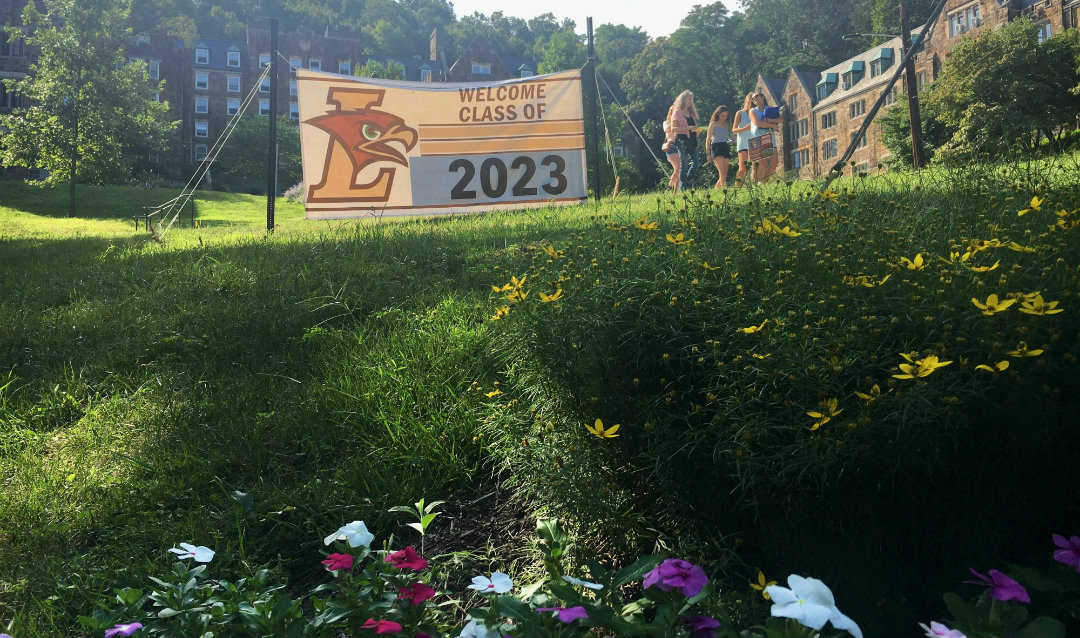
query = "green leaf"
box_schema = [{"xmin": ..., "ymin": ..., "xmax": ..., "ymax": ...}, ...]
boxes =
[
  {"xmin": 494, "ymin": 594, "xmax": 533, "ymax": 621},
  {"xmin": 158, "ymin": 607, "xmax": 181, "ymax": 618},
  {"xmin": 407, "ymin": 522, "xmax": 425, "ymax": 534},
  {"xmin": 612, "ymin": 554, "xmax": 664, "ymax": 588},
  {"xmin": 419, "ymin": 511, "xmax": 440, "ymax": 529},
  {"xmin": 422, "ymin": 499, "xmax": 446, "ymax": 514},
  {"xmin": 231, "ymin": 490, "xmax": 253, "ymax": 515},
  {"xmin": 388, "ymin": 505, "xmax": 418, "ymax": 514},
  {"xmin": 1015, "ymin": 616, "xmax": 1066, "ymax": 638},
  {"xmin": 943, "ymin": 592, "xmax": 981, "ymax": 627}
]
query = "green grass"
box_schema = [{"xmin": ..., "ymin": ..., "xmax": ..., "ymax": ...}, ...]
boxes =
[{"xmin": 1, "ymin": 157, "xmax": 1078, "ymax": 636}]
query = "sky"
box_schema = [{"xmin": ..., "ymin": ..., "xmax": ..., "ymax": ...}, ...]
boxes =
[{"xmin": 448, "ymin": 0, "xmax": 739, "ymax": 41}]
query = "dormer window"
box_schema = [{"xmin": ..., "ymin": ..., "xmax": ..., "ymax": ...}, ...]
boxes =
[
  {"xmin": 338, "ymin": 59, "xmax": 351, "ymax": 74},
  {"xmin": 309, "ymin": 58, "xmax": 321, "ymax": 71},
  {"xmin": 518, "ymin": 64, "xmax": 533, "ymax": 78},
  {"xmin": 841, "ymin": 61, "xmax": 864, "ymax": 90},
  {"xmin": 194, "ymin": 47, "xmax": 209, "ymax": 65},
  {"xmin": 290, "ymin": 56, "xmax": 302, "ymax": 70},
  {"xmin": 816, "ymin": 73, "xmax": 838, "ymax": 100},
  {"xmin": 471, "ymin": 63, "xmax": 491, "ymax": 75},
  {"xmin": 259, "ymin": 52, "xmax": 271, "ymax": 68},
  {"xmin": 227, "ymin": 48, "xmax": 240, "ymax": 68},
  {"xmin": 136, "ymin": 34, "xmax": 151, "ymax": 45},
  {"xmin": 869, "ymin": 48, "xmax": 893, "ymax": 78},
  {"xmin": 420, "ymin": 65, "xmax": 432, "ymax": 82}
]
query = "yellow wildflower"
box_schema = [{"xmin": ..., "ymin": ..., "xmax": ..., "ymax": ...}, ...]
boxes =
[
  {"xmin": 967, "ymin": 260, "xmax": 1000, "ymax": 273},
  {"xmin": 854, "ymin": 384, "xmax": 889, "ymax": 403},
  {"xmin": 820, "ymin": 190, "xmax": 838, "ymax": 202},
  {"xmin": 702, "ymin": 261, "xmax": 720, "ymax": 271},
  {"xmin": 585, "ymin": 418, "xmax": 620, "ymax": 439},
  {"xmin": 1017, "ymin": 195, "xmax": 1044, "ymax": 216},
  {"xmin": 541, "ymin": 244, "xmax": 565, "ymax": 259},
  {"xmin": 1018, "ymin": 294, "xmax": 1063, "ymax": 315},
  {"xmin": 975, "ymin": 360, "xmax": 1010, "ymax": 373},
  {"xmin": 971, "ymin": 294, "xmax": 1016, "ymax": 316},
  {"xmin": 892, "ymin": 352, "xmax": 953, "ymax": 379},
  {"xmin": 900, "ymin": 253, "xmax": 925, "ymax": 270},
  {"xmin": 749, "ymin": 570, "xmax": 778, "ymax": 600},
  {"xmin": 490, "ymin": 306, "xmax": 510, "ymax": 321},
  {"xmin": 666, "ymin": 232, "xmax": 692, "ymax": 246},
  {"xmin": 539, "ymin": 287, "xmax": 564, "ymax": 303},
  {"xmin": 1007, "ymin": 341, "xmax": 1044, "ymax": 357},
  {"xmin": 505, "ymin": 288, "xmax": 530, "ymax": 303},
  {"xmin": 633, "ymin": 217, "xmax": 658, "ymax": 230},
  {"xmin": 485, "ymin": 389, "xmax": 502, "ymax": 398},
  {"xmin": 739, "ymin": 320, "xmax": 768, "ymax": 334},
  {"xmin": 806, "ymin": 398, "xmax": 842, "ymax": 430}
]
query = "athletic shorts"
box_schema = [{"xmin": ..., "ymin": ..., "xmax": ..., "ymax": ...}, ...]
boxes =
[{"xmin": 710, "ymin": 142, "xmax": 731, "ymax": 159}]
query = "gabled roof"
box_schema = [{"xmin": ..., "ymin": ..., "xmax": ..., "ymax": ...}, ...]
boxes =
[
  {"xmin": 192, "ymin": 38, "xmax": 244, "ymax": 71},
  {"xmin": 813, "ymin": 27, "xmax": 924, "ymax": 111},
  {"xmin": 758, "ymin": 75, "xmax": 785, "ymax": 105},
  {"xmin": 791, "ymin": 69, "xmax": 822, "ymax": 98}
]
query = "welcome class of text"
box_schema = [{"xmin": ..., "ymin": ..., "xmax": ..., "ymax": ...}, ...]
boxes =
[{"xmin": 457, "ymin": 83, "xmax": 549, "ymax": 123}]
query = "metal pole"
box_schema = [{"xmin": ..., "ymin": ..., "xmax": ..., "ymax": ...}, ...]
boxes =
[
  {"xmin": 900, "ymin": 0, "xmax": 923, "ymax": 169},
  {"xmin": 586, "ymin": 17, "xmax": 601, "ymax": 202},
  {"xmin": 267, "ymin": 17, "xmax": 278, "ymax": 232}
]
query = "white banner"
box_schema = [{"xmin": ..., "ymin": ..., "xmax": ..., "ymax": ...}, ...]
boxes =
[{"xmin": 296, "ymin": 69, "xmax": 587, "ymax": 218}]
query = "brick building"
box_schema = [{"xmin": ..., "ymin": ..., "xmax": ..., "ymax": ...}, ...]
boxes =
[{"xmin": 754, "ymin": 0, "xmax": 1078, "ymax": 179}]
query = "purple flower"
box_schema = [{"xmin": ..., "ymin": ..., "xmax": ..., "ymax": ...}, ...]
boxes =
[
  {"xmin": 643, "ymin": 558, "xmax": 708, "ymax": 597},
  {"xmin": 1052, "ymin": 534, "xmax": 1080, "ymax": 573},
  {"xmin": 681, "ymin": 614, "xmax": 722, "ymax": 638},
  {"xmin": 104, "ymin": 623, "xmax": 143, "ymax": 638},
  {"xmin": 537, "ymin": 606, "xmax": 588, "ymax": 623},
  {"xmin": 965, "ymin": 568, "xmax": 1030, "ymax": 603}
]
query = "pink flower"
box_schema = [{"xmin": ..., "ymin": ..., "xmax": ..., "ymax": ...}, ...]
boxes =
[
  {"xmin": 919, "ymin": 621, "xmax": 967, "ymax": 638},
  {"xmin": 104, "ymin": 623, "xmax": 143, "ymax": 638},
  {"xmin": 385, "ymin": 546, "xmax": 428, "ymax": 570},
  {"xmin": 362, "ymin": 619, "xmax": 403, "ymax": 634},
  {"xmin": 398, "ymin": 582, "xmax": 436, "ymax": 604},
  {"xmin": 536, "ymin": 606, "xmax": 589, "ymax": 623},
  {"xmin": 1053, "ymin": 534, "xmax": 1080, "ymax": 573},
  {"xmin": 321, "ymin": 553, "xmax": 354, "ymax": 571},
  {"xmin": 965, "ymin": 568, "xmax": 1030, "ymax": 603},
  {"xmin": 643, "ymin": 558, "xmax": 709, "ymax": 597}
]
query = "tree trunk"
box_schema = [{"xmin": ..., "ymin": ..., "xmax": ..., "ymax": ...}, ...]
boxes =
[{"xmin": 68, "ymin": 116, "xmax": 77, "ymax": 217}]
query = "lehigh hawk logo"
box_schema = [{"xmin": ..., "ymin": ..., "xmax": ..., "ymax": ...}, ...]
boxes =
[{"xmin": 305, "ymin": 87, "xmax": 418, "ymax": 203}]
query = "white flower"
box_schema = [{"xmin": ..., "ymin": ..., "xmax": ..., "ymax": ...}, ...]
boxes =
[
  {"xmin": 561, "ymin": 574, "xmax": 604, "ymax": 590},
  {"xmin": 919, "ymin": 621, "xmax": 967, "ymax": 638},
  {"xmin": 765, "ymin": 574, "xmax": 863, "ymax": 638},
  {"xmin": 457, "ymin": 619, "xmax": 500, "ymax": 638},
  {"xmin": 467, "ymin": 571, "xmax": 513, "ymax": 593},
  {"xmin": 323, "ymin": 520, "xmax": 374, "ymax": 548},
  {"xmin": 168, "ymin": 542, "xmax": 215, "ymax": 563}
]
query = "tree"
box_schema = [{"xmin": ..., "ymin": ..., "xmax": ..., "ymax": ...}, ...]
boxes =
[
  {"xmin": 922, "ymin": 19, "xmax": 1080, "ymax": 162},
  {"xmin": 878, "ymin": 92, "xmax": 950, "ymax": 167},
  {"xmin": 217, "ymin": 116, "xmax": 301, "ymax": 193},
  {"xmin": 594, "ymin": 23, "xmax": 649, "ymax": 102},
  {"xmin": 0, "ymin": 0, "xmax": 175, "ymax": 216},
  {"xmin": 354, "ymin": 58, "xmax": 406, "ymax": 79}
]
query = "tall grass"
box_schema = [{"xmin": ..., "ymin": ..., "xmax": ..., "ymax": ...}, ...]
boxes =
[{"xmin": 1, "ymin": 154, "xmax": 1078, "ymax": 636}]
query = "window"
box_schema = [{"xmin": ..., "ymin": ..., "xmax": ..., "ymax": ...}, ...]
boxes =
[
  {"xmin": 851, "ymin": 129, "xmax": 868, "ymax": 149},
  {"xmin": 822, "ymin": 139, "xmax": 838, "ymax": 159},
  {"xmin": 472, "ymin": 63, "xmax": 491, "ymax": 75},
  {"xmin": 948, "ymin": 3, "xmax": 980, "ymax": 37},
  {"xmin": 259, "ymin": 53, "xmax": 271, "ymax": 68},
  {"xmin": 195, "ymin": 96, "xmax": 209, "ymax": 113},
  {"xmin": 148, "ymin": 153, "xmax": 159, "ymax": 163},
  {"xmin": 790, "ymin": 148, "xmax": 810, "ymax": 169},
  {"xmin": 1, "ymin": 28, "xmax": 26, "ymax": 57},
  {"xmin": 788, "ymin": 93, "xmax": 798, "ymax": 111},
  {"xmin": 289, "ymin": 79, "xmax": 297, "ymax": 96},
  {"xmin": 1037, "ymin": 22, "xmax": 1052, "ymax": 44},
  {"xmin": 820, "ymin": 111, "xmax": 836, "ymax": 129},
  {"xmin": 259, "ymin": 99, "xmax": 270, "ymax": 116},
  {"xmin": 228, "ymin": 75, "xmax": 241, "ymax": 92},
  {"xmin": 420, "ymin": 68, "xmax": 432, "ymax": 82},
  {"xmin": 797, "ymin": 118, "xmax": 808, "ymax": 138},
  {"xmin": 883, "ymin": 86, "xmax": 898, "ymax": 106},
  {"xmin": 289, "ymin": 102, "xmax": 299, "ymax": 120},
  {"xmin": 612, "ymin": 145, "xmax": 625, "ymax": 157},
  {"xmin": 1069, "ymin": 5, "xmax": 1080, "ymax": 29},
  {"xmin": 227, "ymin": 98, "xmax": 241, "ymax": 115},
  {"xmin": 195, "ymin": 144, "xmax": 208, "ymax": 160},
  {"xmin": 260, "ymin": 77, "xmax": 271, "ymax": 93},
  {"xmin": 148, "ymin": 59, "xmax": 160, "ymax": 80},
  {"xmin": 816, "ymin": 74, "xmax": 838, "ymax": 100},
  {"xmin": 195, "ymin": 120, "xmax": 208, "ymax": 137},
  {"xmin": 290, "ymin": 57, "xmax": 302, "ymax": 70},
  {"xmin": 869, "ymin": 49, "xmax": 892, "ymax": 78},
  {"xmin": 519, "ymin": 67, "xmax": 533, "ymax": 78},
  {"xmin": 195, "ymin": 47, "xmax": 209, "ymax": 64},
  {"xmin": 227, "ymin": 49, "xmax": 240, "ymax": 68},
  {"xmin": 195, "ymin": 72, "xmax": 209, "ymax": 90},
  {"xmin": 917, "ymin": 70, "xmax": 928, "ymax": 90},
  {"xmin": 136, "ymin": 34, "xmax": 151, "ymax": 45},
  {"xmin": 338, "ymin": 59, "xmax": 350, "ymax": 74},
  {"xmin": 849, "ymin": 100, "xmax": 866, "ymax": 118},
  {"xmin": 151, "ymin": 92, "xmax": 159, "ymax": 102},
  {"xmin": 1, "ymin": 83, "xmax": 20, "ymax": 109},
  {"xmin": 309, "ymin": 58, "xmax": 321, "ymax": 71}
]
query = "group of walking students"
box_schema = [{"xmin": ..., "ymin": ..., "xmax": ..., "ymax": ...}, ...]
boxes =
[{"xmin": 662, "ymin": 89, "xmax": 782, "ymax": 191}]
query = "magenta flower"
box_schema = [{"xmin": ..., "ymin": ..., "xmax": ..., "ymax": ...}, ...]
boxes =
[
  {"xmin": 643, "ymin": 558, "xmax": 708, "ymax": 597},
  {"xmin": 362, "ymin": 619, "xmax": 403, "ymax": 634},
  {"xmin": 398, "ymin": 581, "xmax": 437, "ymax": 604},
  {"xmin": 1053, "ymin": 534, "xmax": 1080, "ymax": 573},
  {"xmin": 965, "ymin": 568, "xmax": 1030, "ymax": 603},
  {"xmin": 104, "ymin": 623, "xmax": 144, "ymax": 638},
  {"xmin": 537, "ymin": 606, "xmax": 589, "ymax": 623},
  {"xmin": 681, "ymin": 614, "xmax": 722, "ymax": 638},
  {"xmin": 385, "ymin": 546, "xmax": 429, "ymax": 570},
  {"xmin": 321, "ymin": 553, "xmax": 354, "ymax": 571}
]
